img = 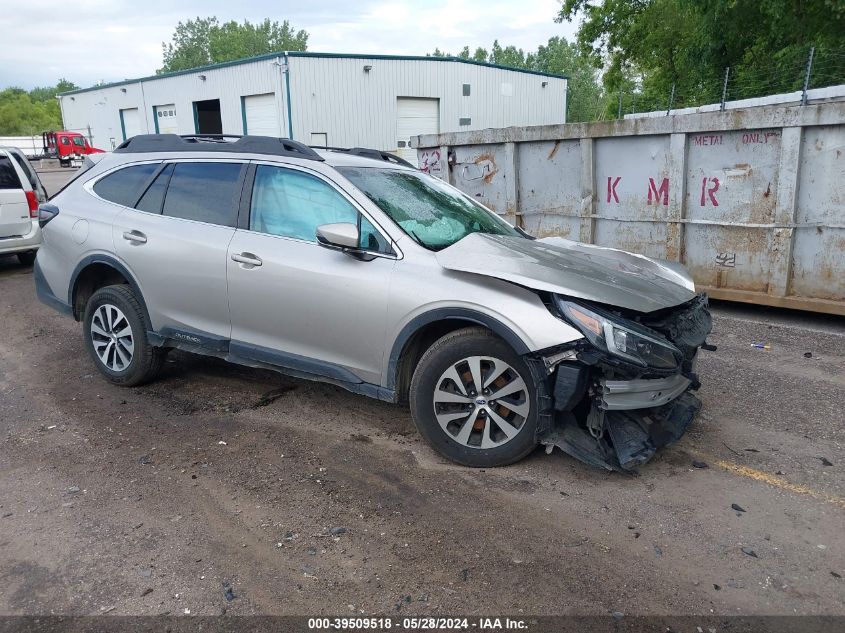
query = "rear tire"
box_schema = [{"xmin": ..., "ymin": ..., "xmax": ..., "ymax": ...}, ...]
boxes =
[
  {"xmin": 17, "ymin": 251, "xmax": 36, "ymax": 266},
  {"xmin": 409, "ymin": 327, "xmax": 539, "ymax": 467},
  {"xmin": 82, "ymin": 285, "xmax": 164, "ymax": 387}
]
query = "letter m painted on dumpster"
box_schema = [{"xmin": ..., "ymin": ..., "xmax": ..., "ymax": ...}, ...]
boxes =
[{"xmin": 647, "ymin": 177, "xmax": 669, "ymax": 206}]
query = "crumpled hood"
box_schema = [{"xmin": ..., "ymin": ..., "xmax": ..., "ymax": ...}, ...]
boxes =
[{"xmin": 435, "ymin": 234, "xmax": 697, "ymax": 313}]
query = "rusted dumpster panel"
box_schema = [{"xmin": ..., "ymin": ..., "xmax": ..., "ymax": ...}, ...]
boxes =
[
  {"xmin": 593, "ymin": 135, "xmax": 671, "ymax": 260},
  {"xmin": 415, "ymin": 102, "xmax": 845, "ymax": 315},
  {"xmin": 792, "ymin": 125, "xmax": 845, "ymax": 302},
  {"xmin": 451, "ymin": 145, "xmax": 509, "ymax": 217},
  {"xmin": 684, "ymin": 129, "xmax": 781, "ymax": 294},
  {"xmin": 517, "ymin": 140, "xmax": 581, "ymax": 238}
]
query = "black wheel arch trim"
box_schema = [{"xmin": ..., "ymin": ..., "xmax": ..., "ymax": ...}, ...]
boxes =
[
  {"xmin": 34, "ymin": 259, "xmax": 73, "ymax": 316},
  {"xmin": 386, "ymin": 308, "xmax": 532, "ymax": 391},
  {"xmin": 68, "ymin": 254, "xmax": 153, "ymax": 330}
]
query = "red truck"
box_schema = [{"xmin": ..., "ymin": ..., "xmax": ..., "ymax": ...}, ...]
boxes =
[{"xmin": 42, "ymin": 131, "xmax": 105, "ymax": 167}]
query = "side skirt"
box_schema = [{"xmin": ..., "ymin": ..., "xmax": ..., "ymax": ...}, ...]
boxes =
[{"xmin": 148, "ymin": 328, "xmax": 396, "ymax": 403}]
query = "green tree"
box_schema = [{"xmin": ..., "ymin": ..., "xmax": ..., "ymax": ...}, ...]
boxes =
[
  {"xmin": 558, "ymin": 0, "xmax": 845, "ymax": 117},
  {"xmin": 159, "ymin": 17, "xmax": 308, "ymax": 73},
  {"xmin": 488, "ymin": 40, "xmax": 528, "ymax": 67},
  {"xmin": 455, "ymin": 46, "xmax": 490, "ymax": 62},
  {"xmin": 0, "ymin": 79, "xmax": 77, "ymax": 135},
  {"xmin": 528, "ymin": 37, "xmax": 604, "ymax": 122}
]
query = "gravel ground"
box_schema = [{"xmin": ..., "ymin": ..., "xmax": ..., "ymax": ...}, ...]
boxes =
[{"xmin": 0, "ymin": 169, "xmax": 841, "ymax": 618}]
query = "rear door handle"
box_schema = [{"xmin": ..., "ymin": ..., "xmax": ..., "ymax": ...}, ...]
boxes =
[
  {"xmin": 231, "ymin": 252, "xmax": 262, "ymax": 267},
  {"xmin": 122, "ymin": 230, "xmax": 147, "ymax": 244}
]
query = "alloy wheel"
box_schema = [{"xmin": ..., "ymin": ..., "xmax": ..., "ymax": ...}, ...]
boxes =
[
  {"xmin": 432, "ymin": 355, "xmax": 530, "ymax": 449},
  {"xmin": 90, "ymin": 304, "xmax": 134, "ymax": 371}
]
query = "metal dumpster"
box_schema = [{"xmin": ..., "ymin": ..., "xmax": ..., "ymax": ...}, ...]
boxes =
[{"xmin": 413, "ymin": 102, "xmax": 845, "ymax": 315}]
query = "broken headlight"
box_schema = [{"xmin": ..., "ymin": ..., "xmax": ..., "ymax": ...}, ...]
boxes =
[{"xmin": 556, "ymin": 299, "xmax": 681, "ymax": 370}]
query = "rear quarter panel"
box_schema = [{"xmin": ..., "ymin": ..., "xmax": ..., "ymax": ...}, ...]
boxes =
[{"xmin": 37, "ymin": 176, "xmax": 123, "ymax": 305}]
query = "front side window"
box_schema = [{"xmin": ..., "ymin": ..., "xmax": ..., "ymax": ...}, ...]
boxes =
[
  {"xmin": 92, "ymin": 163, "xmax": 159, "ymax": 207},
  {"xmin": 337, "ymin": 167, "xmax": 521, "ymax": 251},
  {"xmin": 359, "ymin": 214, "xmax": 390, "ymax": 253},
  {"xmin": 73, "ymin": 137, "xmax": 86, "ymax": 147},
  {"xmin": 250, "ymin": 165, "xmax": 367, "ymax": 245},
  {"xmin": 161, "ymin": 162, "xmax": 241, "ymax": 227}
]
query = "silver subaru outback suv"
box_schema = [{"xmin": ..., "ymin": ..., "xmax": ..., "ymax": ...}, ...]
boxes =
[{"xmin": 35, "ymin": 134, "xmax": 712, "ymax": 471}]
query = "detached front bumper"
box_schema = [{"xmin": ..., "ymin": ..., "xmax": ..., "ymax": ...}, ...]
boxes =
[
  {"xmin": 541, "ymin": 370, "xmax": 702, "ymax": 472},
  {"xmin": 538, "ymin": 294, "xmax": 712, "ymax": 472},
  {"xmin": 600, "ymin": 374, "xmax": 691, "ymax": 410}
]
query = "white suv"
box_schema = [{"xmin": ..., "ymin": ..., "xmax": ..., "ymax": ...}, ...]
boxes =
[{"xmin": 0, "ymin": 146, "xmax": 46, "ymax": 265}]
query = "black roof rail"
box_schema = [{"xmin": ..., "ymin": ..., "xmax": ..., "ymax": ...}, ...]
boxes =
[
  {"xmin": 311, "ymin": 145, "xmax": 416, "ymax": 169},
  {"xmin": 114, "ymin": 134, "xmax": 323, "ymax": 161}
]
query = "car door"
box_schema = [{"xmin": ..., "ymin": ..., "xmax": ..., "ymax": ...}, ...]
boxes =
[
  {"xmin": 58, "ymin": 136, "xmax": 71, "ymax": 160},
  {"xmin": 226, "ymin": 162, "xmax": 397, "ymax": 386},
  {"xmin": 109, "ymin": 160, "xmax": 245, "ymax": 340}
]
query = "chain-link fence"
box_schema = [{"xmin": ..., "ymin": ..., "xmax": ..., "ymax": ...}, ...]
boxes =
[{"xmin": 601, "ymin": 46, "xmax": 845, "ymax": 119}]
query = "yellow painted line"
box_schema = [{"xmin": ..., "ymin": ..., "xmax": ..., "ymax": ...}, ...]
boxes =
[{"xmin": 710, "ymin": 458, "xmax": 845, "ymax": 509}]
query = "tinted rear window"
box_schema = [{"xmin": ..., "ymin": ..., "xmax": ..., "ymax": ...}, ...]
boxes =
[
  {"xmin": 136, "ymin": 164, "xmax": 174, "ymax": 213},
  {"xmin": 0, "ymin": 156, "xmax": 22, "ymax": 189},
  {"xmin": 9, "ymin": 152, "xmax": 38, "ymax": 190},
  {"xmin": 161, "ymin": 162, "xmax": 241, "ymax": 227},
  {"xmin": 93, "ymin": 163, "xmax": 160, "ymax": 207}
]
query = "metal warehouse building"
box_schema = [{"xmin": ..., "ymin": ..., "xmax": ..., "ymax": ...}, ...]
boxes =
[{"xmin": 58, "ymin": 52, "xmax": 568, "ymax": 164}]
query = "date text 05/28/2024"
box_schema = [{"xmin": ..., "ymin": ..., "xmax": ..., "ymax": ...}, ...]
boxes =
[{"xmin": 307, "ymin": 617, "xmax": 528, "ymax": 630}]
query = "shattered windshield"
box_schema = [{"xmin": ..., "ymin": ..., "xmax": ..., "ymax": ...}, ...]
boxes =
[{"xmin": 337, "ymin": 167, "xmax": 521, "ymax": 251}]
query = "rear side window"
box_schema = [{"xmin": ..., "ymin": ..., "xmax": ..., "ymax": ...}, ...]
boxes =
[
  {"xmin": 9, "ymin": 152, "xmax": 37, "ymax": 189},
  {"xmin": 136, "ymin": 164, "xmax": 174, "ymax": 213},
  {"xmin": 0, "ymin": 156, "xmax": 22, "ymax": 189},
  {"xmin": 93, "ymin": 163, "xmax": 160, "ymax": 207},
  {"xmin": 161, "ymin": 162, "xmax": 241, "ymax": 227}
]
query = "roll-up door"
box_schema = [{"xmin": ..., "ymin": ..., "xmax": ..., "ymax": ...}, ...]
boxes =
[{"xmin": 243, "ymin": 93, "xmax": 279, "ymax": 136}]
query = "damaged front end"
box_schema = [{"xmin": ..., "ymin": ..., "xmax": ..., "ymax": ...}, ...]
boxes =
[{"xmin": 538, "ymin": 293, "xmax": 713, "ymax": 472}]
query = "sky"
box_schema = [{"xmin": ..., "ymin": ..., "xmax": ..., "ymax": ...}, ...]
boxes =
[{"xmin": 0, "ymin": 0, "xmax": 579, "ymax": 90}]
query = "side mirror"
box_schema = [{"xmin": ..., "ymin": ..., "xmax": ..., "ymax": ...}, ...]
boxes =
[{"xmin": 316, "ymin": 223, "xmax": 360, "ymax": 250}]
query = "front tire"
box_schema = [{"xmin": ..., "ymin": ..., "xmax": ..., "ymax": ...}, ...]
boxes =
[
  {"xmin": 82, "ymin": 285, "xmax": 164, "ymax": 387},
  {"xmin": 409, "ymin": 327, "xmax": 539, "ymax": 467}
]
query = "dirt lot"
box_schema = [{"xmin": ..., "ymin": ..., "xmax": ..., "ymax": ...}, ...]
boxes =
[{"xmin": 0, "ymin": 169, "xmax": 842, "ymax": 618}]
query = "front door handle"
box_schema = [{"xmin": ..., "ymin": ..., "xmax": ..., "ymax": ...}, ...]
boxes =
[
  {"xmin": 122, "ymin": 230, "xmax": 147, "ymax": 244},
  {"xmin": 231, "ymin": 252, "xmax": 262, "ymax": 267}
]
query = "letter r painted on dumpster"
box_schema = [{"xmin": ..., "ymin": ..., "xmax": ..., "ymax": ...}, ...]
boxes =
[{"xmin": 700, "ymin": 177, "xmax": 720, "ymax": 206}]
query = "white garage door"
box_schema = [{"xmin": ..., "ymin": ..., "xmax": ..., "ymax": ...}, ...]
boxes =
[
  {"xmin": 396, "ymin": 98, "xmax": 439, "ymax": 166},
  {"xmin": 243, "ymin": 93, "xmax": 279, "ymax": 137},
  {"xmin": 155, "ymin": 104, "xmax": 179, "ymax": 134},
  {"xmin": 120, "ymin": 108, "xmax": 141, "ymax": 141}
]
